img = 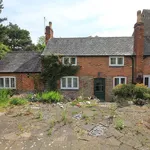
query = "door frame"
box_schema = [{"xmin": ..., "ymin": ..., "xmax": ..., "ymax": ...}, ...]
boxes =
[
  {"xmin": 94, "ymin": 78, "xmax": 105, "ymax": 101},
  {"xmin": 143, "ymin": 75, "xmax": 150, "ymax": 88}
]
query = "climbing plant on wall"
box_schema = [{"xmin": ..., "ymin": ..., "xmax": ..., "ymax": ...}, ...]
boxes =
[{"xmin": 41, "ymin": 55, "xmax": 80, "ymax": 90}]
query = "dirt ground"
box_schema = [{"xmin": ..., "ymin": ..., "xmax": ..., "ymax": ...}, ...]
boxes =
[{"xmin": 0, "ymin": 100, "xmax": 150, "ymax": 150}]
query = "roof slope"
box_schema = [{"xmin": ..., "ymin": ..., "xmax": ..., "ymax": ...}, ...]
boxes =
[
  {"xmin": 42, "ymin": 37, "xmax": 134, "ymax": 56},
  {"xmin": 144, "ymin": 36, "xmax": 150, "ymax": 55},
  {"xmin": 142, "ymin": 9, "xmax": 150, "ymax": 36},
  {"xmin": 0, "ymin": 51, "xmax": 41, "ymax": 73}
]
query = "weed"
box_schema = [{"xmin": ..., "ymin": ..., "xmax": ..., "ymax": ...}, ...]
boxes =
[
  {"xmin": 18, "ymin": 124, "xmax": 24, "ymax": 133},
  {"xmin": 36, "ymin": 111, "xmax": 43, "ymax": 120},
  {"xmin": 61, "ymin": 109, "xmax": 68, "ymax": 125},
  {"xmin": 10, "ymin": 98, "xmax": 28, "ymax": 105},
  {"xmin": 115, "ymin": 118, "xmax": 124, "ymax": 130},
  {"xmin": 47, "ymin": 128, "xmax": 52, "ymax": 136},
  {"xmin": 82, "ymin": 114, "xmax": 90, "ymax": 124},
  {"xmin": 72, "ymin": 111, "xmax": 78, "ymax": 116}
]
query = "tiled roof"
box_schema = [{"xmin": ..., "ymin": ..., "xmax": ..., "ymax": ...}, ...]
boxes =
[
  {"xmin": 42, "ymin": 37, "xmax": 134, "ymax": 56},
  {"xmin": 0, "ymin": 51, "xmax": 41, "ymax": 73},
  {"xmin": 142, "ymin": 9, "xmax": 150, "ymax": 36}
]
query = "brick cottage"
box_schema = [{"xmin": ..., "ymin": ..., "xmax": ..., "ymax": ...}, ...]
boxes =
[{"xmin": 1, "ymin": 10, "xmax": 150, "ymax": 101}]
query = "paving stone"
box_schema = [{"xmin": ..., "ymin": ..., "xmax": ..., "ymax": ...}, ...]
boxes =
[
  {"xmin": 89, "ymin": 124, "xmax": 107, "ymax": 137},
  {"xmin": 3, "ymin": 132, "xmax": 20, "ymax": 140},
  {"xmin": 105, "ymin": 136, "xmax": 121, "ymax": 146},
  {"xmin": 118, "ymin": 144, "xmax": 134, "ymax": 150}
]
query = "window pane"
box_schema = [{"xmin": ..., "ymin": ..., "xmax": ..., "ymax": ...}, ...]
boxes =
[
  {"xmin": 118, "ymin": 58, "xmax": 123, "ymax": 65},
  {"xmin": 5, "ymin": 78, "xmax": 9, "ymax": 88},
  {"xmin": 115, "ymin": 78, "xmax": 119, "ymax": 86},
  {"xmin": 71, "ymin": 58, "xmax": 76, "ymax": 65},
  {"xmin": 64, "ymin": 58, "xmax": 69, "ymax": 64},
  {"xmin": 0, "ymin": 78, "xmax": 4, "ymax": 88},
  {"xmin": 11, "ymin": 78, "xmax": 15, "ymax": 88},
  {"xmin": 121, "ymin": 78, "xmax": 125, "ymax": 84},
  {"xmin": 73, "ymin": 78, "xmax": 77, "ymax": 88},
  {"xmin": 111, "ymin": 58, "xmax": 116, "ymax": 64},
  {"xmin": 68, "ymin": 78, "xmax": 72, "ymax": 87},
  {"xmin": 62, "ymin": 78, "xmax": 66, "ymax": 88},
  {"xmin": 145, "ymin": 77, "xmax": 149, "ymax": 86}
]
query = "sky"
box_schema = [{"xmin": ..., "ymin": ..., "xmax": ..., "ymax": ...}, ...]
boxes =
[{"xmin": 1, "ymin": 0, "xmax": 150, "ymax": 44}]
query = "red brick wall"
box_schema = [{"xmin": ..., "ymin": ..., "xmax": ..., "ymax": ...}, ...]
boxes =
[
  {"xmin": 61, "ymin": 56, "xmax": 132, "ymax": 101},
  {"xmin": 143, "ymin": 57, "xmax": 150, "ymax": 75},
  {"xmin": 0, "ymin": 73, "xmax": 43, "ymax": 92}
]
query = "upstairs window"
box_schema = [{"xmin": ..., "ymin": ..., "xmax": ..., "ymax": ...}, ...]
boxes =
[
  {"xmin": 62, "ymin": 57, "xmax": 77, "ymax": 66},
  {"xmin": 0, "ymin": 77, "xmax": 16, "ymax": 89},
  {"xmin": 113, "ymin": 77, "xmax": 127, "ymax": 87},
  {"xmin": 109, "ymin": 57, "xmax": 124, "ymax": 66}
]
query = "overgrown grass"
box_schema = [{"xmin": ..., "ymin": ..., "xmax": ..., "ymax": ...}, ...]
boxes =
[
  {"xmin": 10, "ymin": 98, "xmax": 28, "ymax": 106},
  {"xmin": 0, "ymin": 89, "xmax": 12, "ymax": 110},
  {"xmin": 115, "ymin": 118, "xmax": 124, "ymax": 130}
]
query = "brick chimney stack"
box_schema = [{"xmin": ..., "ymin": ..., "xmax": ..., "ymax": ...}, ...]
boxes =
[
  {"xmin": 134, "ymin": 10, "xmax": 144, "ymax": 83},
  {"xmin": 45, "ymin": 22, "xmax": 53, "ymax": 45}
]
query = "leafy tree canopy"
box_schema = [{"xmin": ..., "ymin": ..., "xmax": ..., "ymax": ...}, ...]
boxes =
[
  {"xmin": 0, "ymin": 43, "xmax": 10, "ymax": 59},
  {"xmin": 36, "ymin": 36, "xmax": 45, "ymax": 52},
  {"xmin": 3, "ymin": 23, "xmax": 33, "ymax": 51},
  {"xmin": 0, "ymin": 0, "xmax": 7, "ymax": 23}
]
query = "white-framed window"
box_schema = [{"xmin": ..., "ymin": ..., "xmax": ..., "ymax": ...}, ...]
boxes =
[
  {"xmin": 109, "ymin": 56, "xmax": 124, "ymax": 66},
  {"xmin": 144, "ymin": 75, "xmax": 150, "ymax": 88},
  {"xmin": 113, "ymin": 76, "xmax": 127, "ymax": 87},
  {"xmin": 61, "ymin": 76, "xmax": 79, "ymax": 89},
  {"xmin": 62, "ymin": 57, "xmax": 77, "ymax": 66},
  {"xmin": 0, "ymin": 76, "xmax": 16, "ymax": 89}
]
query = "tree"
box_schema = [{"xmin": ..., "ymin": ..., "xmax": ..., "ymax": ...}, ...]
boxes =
[
  {"xmin": 3, "ymin": 23, "xmax": 33, "ymax": 51},
  {"xmin": 0, "ymin": 43, "xmax": 10, "ymax": 59},
  {"xmin": 36, "ymin": 36, "xmax": 45, "ymax": 52},
  {"xmin": 0, "ymin": 0, "xmax": 7, "ymax": 23}
]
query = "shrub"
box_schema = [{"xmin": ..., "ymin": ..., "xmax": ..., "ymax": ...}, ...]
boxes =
[
  {"xmin": 40, "ymin": 91, "xmax": 63, "ymax": 103},
  {"xmin": 10, "ymin": 98, "xmax": 28, "ymax": 105},
  {"xmin": 134, "ymin": 84, "xmax": 148, "ymax": 99},
  {"xmin": 0, "ymin": 89, "xmax": 12, "ymax": 100},
  {"xmin": 112, "ymin": 84, "xmax": 135, "ymax": 98}
]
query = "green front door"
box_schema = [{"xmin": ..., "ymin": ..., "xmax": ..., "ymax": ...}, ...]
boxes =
[{"xmin": 94, "ymin": 78, "xmax": 105, "ymax": 101}]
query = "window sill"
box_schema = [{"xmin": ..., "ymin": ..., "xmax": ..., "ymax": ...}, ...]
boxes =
[{"xmin": 61, "ymin": 88, "xmax": 79, "ymax": 91}]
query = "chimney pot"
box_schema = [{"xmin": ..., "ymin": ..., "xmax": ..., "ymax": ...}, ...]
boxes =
[{"xmin": 137, "ymin": 10, "xmax": 142, "ymax": 23}]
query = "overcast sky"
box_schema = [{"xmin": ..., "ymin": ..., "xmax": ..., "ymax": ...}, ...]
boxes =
[{"xmin": 1, "ymin": 0, "xmax": 150, "ymax": 43}]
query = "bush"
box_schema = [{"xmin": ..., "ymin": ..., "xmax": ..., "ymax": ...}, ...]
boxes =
[
  {"xmin": 115, "ymin": 119, "xmax": 124, "ymax": 130},
  {"xmin": 0, "ymin": 89, "xmax": 12, "ymax": 100},
  {"xmin": 40, "ymin": 91, "xmax": 63, "ymax": 103},
  {"xmin": 112, "ymin": 84, "xmax": 150, "ymax": 106},
  {"xmin": 112, "ymin": 84, "xmax": 135, "ymax": 98},
  {"xmin": 10, "ymin": 98, "xmax": 28, "ymax": 105},
  {"xmin": 134, "ymin": 84, "xmax": 148, "ymax": 99}
]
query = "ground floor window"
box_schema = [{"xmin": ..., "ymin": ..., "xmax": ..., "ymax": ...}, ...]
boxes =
[
  {"xmin": 144, "ymin": 75, "xmax": 150, "ymax": 88},
  {"xmin": 61, "ymin": 76, "xmax": 79, "ymax": 89},
  {"xmin": 0, "ymin": 77, "xmax": 16, "ymax": 89},
  {"xmin": 113, "ymin": 77, "xmax": 127, "ymax": 87}
]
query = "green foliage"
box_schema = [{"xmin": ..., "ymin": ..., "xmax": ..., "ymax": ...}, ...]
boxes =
[
  {"xmin": 2, "ymin": 23, "xmax": 33, "ymax": 51},
  {"xmin": 35, "ymin": 36, "xmax": 45, "ymax": 52},
  {"xmin": 0, "ymin": 43, "xmax": 10, "ymax": 59},
  {"xmin": 0, "ymin": 89, "xmax": 12, "ymax": 99},
  {"xmin": 0, "ymin": 89, "xmax": 13, "ymax": 109},
  {"xmin": 115, "ymin": 118, "xmax": 124, "ymax": 130},
  {"xmin": 134, "ymin": 84, "xmax": 148, "ymax": 99},
  {"xmin": 10, "ymin": 98, "xmax": 28, "ymax": 105},
  {"xmin": 41, "ymin": 55, "xmax": 79, "ymax": 90},
  {"xmin": 0, "ymin": 0, "xmax": 7, "ymax": 23},
  {"xmin": 39, "ymin": 91, "xmax": 63, "ymax": 103},
  {"xmin": 112, "ymin": 84, "xmax": 135, "ymax": 98}
]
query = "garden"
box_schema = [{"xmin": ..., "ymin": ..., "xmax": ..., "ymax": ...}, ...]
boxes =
[{"xmin": 0, "ymin": 84, "xmax": 150, "ymax": 150}]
